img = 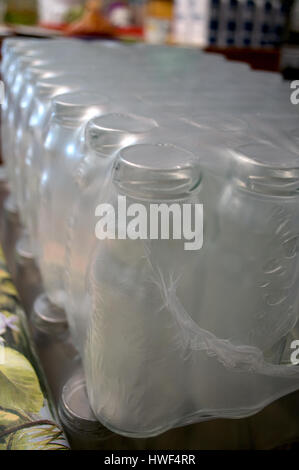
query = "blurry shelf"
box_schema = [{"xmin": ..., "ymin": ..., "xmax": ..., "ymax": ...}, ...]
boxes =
[{"xmin": 205, "ymin": 46, "xmax": 281, "ymax": 72}]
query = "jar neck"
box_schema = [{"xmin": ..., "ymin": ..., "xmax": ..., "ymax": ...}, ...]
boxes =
[
  {"xmin": 230, "ymin": 147, "xmax": 299, "ymax": 197},
  {"xmin": 52, "ymin": 114, "xmax": 89, "ymax": 129},
  {"xmin": 86, "ymin": 130, "xmax": 143, "ymax": 157},
  {"xmin": 113, "ymin": 176, "xmax": 202, "ymax": 203},
  {"xmin": 52, "ymin": 101, "xmax": 108, "ymax": 129},
  {"xmin": 232, "ymin": 174, "xmax": 299, "ymax": 197}
]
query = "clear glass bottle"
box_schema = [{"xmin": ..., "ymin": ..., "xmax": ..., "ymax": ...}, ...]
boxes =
[
  {"xmin": 199, "ymin": 142, "xmax": 299, "ymax": 357},
  {"xmin": 36, "ymin": 91, "xmax": 110, "ymax": 313},
  {"xmin": 1, "ymin": 39, "xmax": 83, "ymax": 203},
  {"xmin": 11, "ymin": 50, "xmax": 98, "ymax": 217},
  {"xmin": 22, "ymin": 75, "xmax": 88, "ymax": 257},
  {"xmin": 83, "ymin": 142, "xmax": 203, "ymax": 436},
  {"xmin": 58, "ymin": 368, "xmax": 113, "ymax": 450},
  {"xmin": 1, "ymin": 38, "xmax": 36, "ymax": 80},
  {"xmin": 2, "ymin": 53, "xmax": 47, "ymax": 202},
  {"xmin": 13, "ymin": 61, "xmax": 62, "ymax": 217},
  {"xmin": 65, "ymin": 112, "xmax": 158, "ymax": 351},
  {"xmin": 14, "ymin": 64, "xmax": 83, "ymax": 222}
]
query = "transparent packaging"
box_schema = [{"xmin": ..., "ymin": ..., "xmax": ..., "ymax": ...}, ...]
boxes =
[
  {"xmin": 1, "ymin": 38, "xmax": 299, "ymax": 438},
  {"xmin": 82, "ymin": 142, "xmax": 299, "ymax": 437}
]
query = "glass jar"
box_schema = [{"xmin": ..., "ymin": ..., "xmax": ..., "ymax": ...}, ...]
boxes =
[
  {"xmin": 23, "ymin": 75, "xmax": 88, "ymax": 256},
  {"xmin": 83, "ymin": 142, "xmax": 203, "ymax": 436},
  {"xmin": 199, "ymin": 142, "xmax": 299, "ymax": 357},
  {"xmin": 1, "ymin": 38, "xmax": 35, "ymax": 78},
  {"xmin": 65, "ymin": 112, "xmax": 159, "ymax": 351},
  {"xmin": 12, "ymin": 60, "xmax": 60, "ymax": 214},
  {"xmin": 2, "ymin": 53, "xmax": 48, "ymax": 199},
  {"xmin": 36, "ymin": 91, "xmax": 110, "ymax": 312},
  {"xmin": 9, "ymin": 46, "xmax": 98, "ymax": 215},
  {"xmin": 14, "ymin": 66, "xmax": 85, "ymax": 222},
  {"xmin": 1, "ymin": 39, "xmax": 84, "ymax": 200},
  {"xmin": 58, "ymin": 369, "xmax": 113, "ymax": 450}
]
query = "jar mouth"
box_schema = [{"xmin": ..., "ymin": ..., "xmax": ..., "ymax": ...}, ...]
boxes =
[
  {"xmin": 24, "ymin": 61, "xmax": 64, "ymax": 76},
  {"xmin": 35, "ymin": 76, "xmax": 86, "ymax": 105},
  {"xmin": 53, "ymin": 91, "xmax": 109, "ymax": 108},
  {"xmin": 2, "ymin": 38, "xmax": 25, "ymax": 52},
  {"xmin": 32, "ymin": 294, "xmax": 68, "ymax": 336},
  {"xmin": 25, "ymin": 69, "xmax": 60, "ymax": 84},
  {"xmin": 234, "ymin": 175, "xmax": 299, "ymax": 197},
  {"xmin": 182, "ymin": 113, "xmax": 248, "ymax": 134},
  {"xmin": 138, "ymin": 92, "xmax": 193, "ymax": 107},
  {"xmin": 87, "ymin": 113, "xmax": 158, "ymax": 134},
  {"xmin": 38, "ymin": 72, "xmax": 86, "ymax": 88},
  {"xmin": 113, "ymin": 143, "xmax": 202, "ymax": 201},
  {"xmin": 85, "ymin": 113, "xmax": 158, "ymax": 156},
  {"xmin": 61, "ymin": 375, "xmax": 98, "ymax": 424},
  {"xmin": 58, "ymin": 372, "xmax": 108, "ymax": 435},
  {"xmin": 13, "ymin": 48, "xmax": 44, "ymax": 59},
  {"xmin": 36, "ymin": 83, "xmax": 76, "ymax": 102},
  {"xmin": 230, "ymin": 143, "xmax": 299, "ymax": 196},
  {"xmin": 51, "ymin": 92, "xmax": 110, "ymax": 127},
  {"xmin": 17, "ymin": 56, "xmax": 47, "ymax": 68}
]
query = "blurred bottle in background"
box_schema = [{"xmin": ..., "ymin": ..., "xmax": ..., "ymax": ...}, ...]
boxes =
[
  {"xmin": 144, "ymin": 0, "xmax": 173, "ymax": 43},
  {"xmin": 38, "ymin": 0, "xmax": 85, "ymax": 29},
  {"xmin": 281, "ymin": 0, "xmax": 299, "ymax": 79},
  {"xmin": 0, "ymin": 0, "xmax": 7, "ymax": 24},
  {"xmin": 129, "ymin": 0, "xmax": 147, "ymax": 26},
  {"xmin": 5, "ymin": 0, "xmax": 37, "ymax": 25}
]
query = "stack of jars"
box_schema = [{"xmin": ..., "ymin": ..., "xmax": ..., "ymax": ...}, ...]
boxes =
[{"xmin": 1, "ymin": 37, "xmax": 299, "ymax": 437}]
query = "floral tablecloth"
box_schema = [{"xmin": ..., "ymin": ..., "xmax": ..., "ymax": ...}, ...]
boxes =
[{"xmin": 0, "ymin": 246, "xmax": 69, "ymax": 450}]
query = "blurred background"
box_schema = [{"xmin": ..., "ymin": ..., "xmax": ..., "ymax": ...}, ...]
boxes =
[{"xmin": 0, "ymin": 0, "xmax": 298, "ymax": 76}]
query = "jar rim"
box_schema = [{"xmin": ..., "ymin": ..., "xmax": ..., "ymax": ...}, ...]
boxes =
[
  {"xmin": 230, "ymin": 143, "xmax": 299, "ymax": 196},
  {"xmin": 113, "ymin": 143, "xmax": 202, "ymax": 201}
]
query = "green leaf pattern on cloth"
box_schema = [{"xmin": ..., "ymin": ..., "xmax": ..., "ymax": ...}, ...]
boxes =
[
  {"xmin": 0, "ymin": 245, "xmax": 69, "ymax": 450},
  {"xmin": 0, "ymin": 347, "xmax": 44, "ymax": 413}
]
